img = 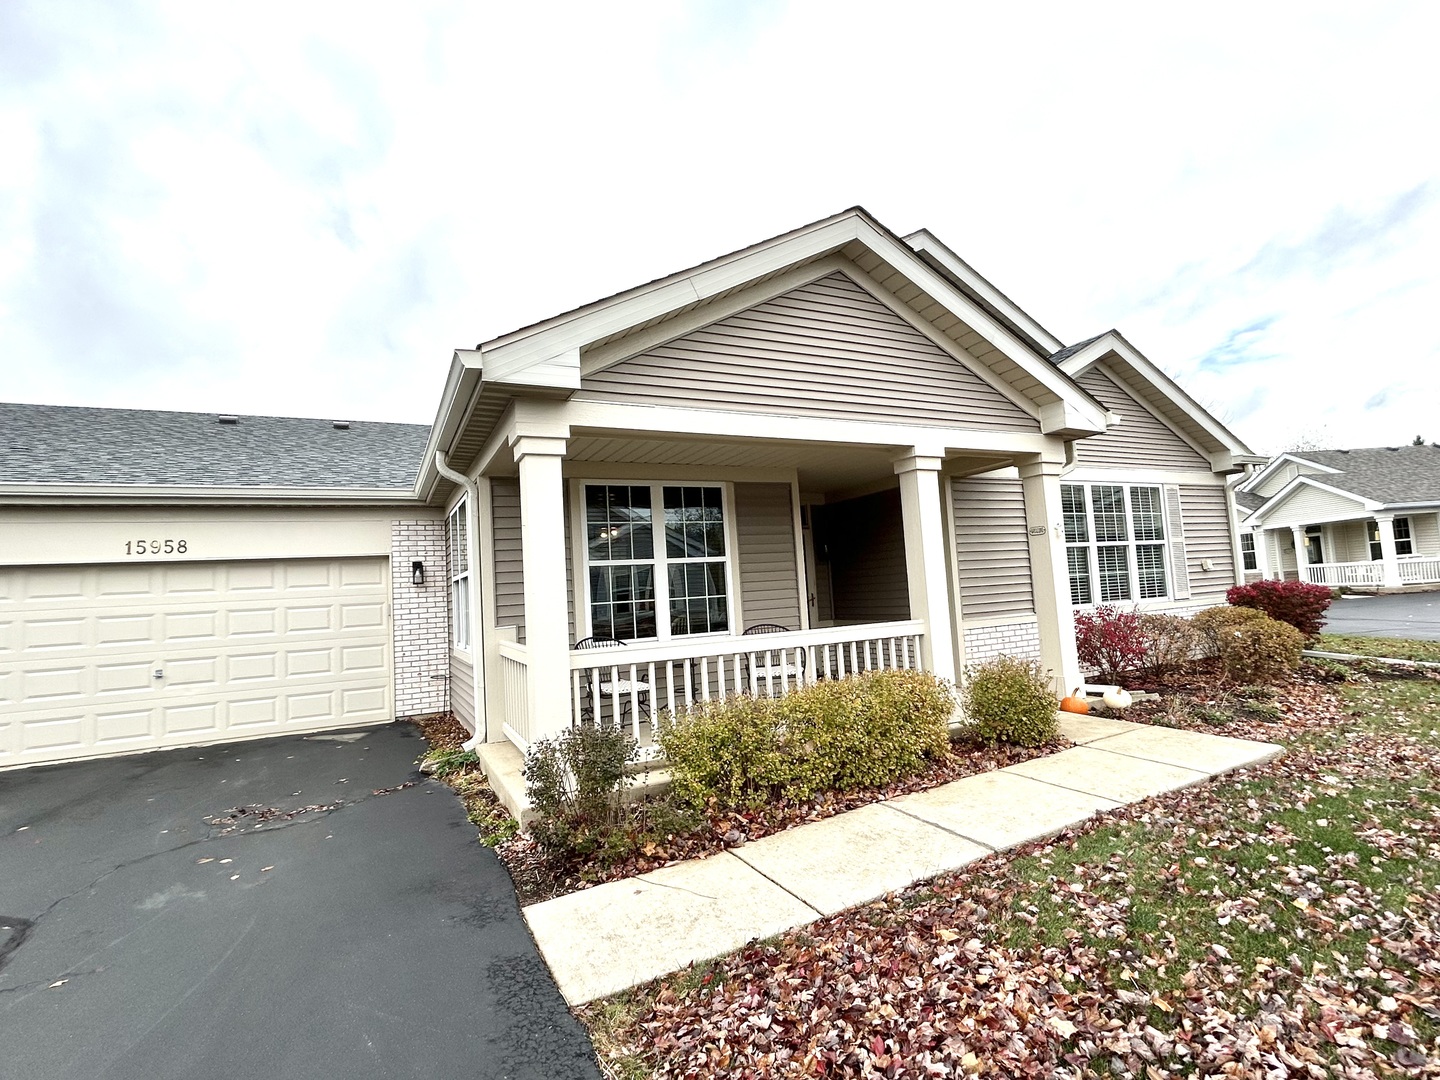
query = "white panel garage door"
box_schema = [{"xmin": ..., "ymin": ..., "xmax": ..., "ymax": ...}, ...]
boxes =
[{"xmin": 0, "ymin": 558, "xmax": 392, "ymax": 768}]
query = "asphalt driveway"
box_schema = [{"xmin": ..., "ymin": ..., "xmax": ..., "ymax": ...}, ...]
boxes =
[
  {"xmin": 0, "ymin": 723, "xmax": 600, "ymax": 1080},
  {"xmin": 1322, "ymin": 590, "xmax": 1440, "ymax": 641}
]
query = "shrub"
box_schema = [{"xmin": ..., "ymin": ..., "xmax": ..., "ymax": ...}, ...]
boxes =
[
  {"xmin": 1073, "ymin": 605, "xmax": 1148, "ymax": 681},
  {"xmin": 1226, "ymin": 579, "xmax": 1333, "ymax": 639},
  {"xmin": 959, "ymin": 655, "xmax": 1059, "ymax": 747},
  {"xmin": 1205, "ymin": 612, "xmax": 1304, "ymax": 684},
  {"xmin": 1136, "ymin": 612, "xmax": 1200, "ymax": 679},
  {"xmin": 1190, "ymin": 604, "xmax": 1267, "ymax": 657},
  {"xmin": 524, "ymin": 725, "xmax": 639, "ymax": 859},
  {"xmin": 658, "ymin": 670, "xmax": 953, "ymax": 810}
]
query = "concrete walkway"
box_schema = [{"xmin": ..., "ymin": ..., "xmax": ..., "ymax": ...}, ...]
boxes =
[{"xmin": 524, "ymin": 716, "xmax": 1283, "ymax": 1005}]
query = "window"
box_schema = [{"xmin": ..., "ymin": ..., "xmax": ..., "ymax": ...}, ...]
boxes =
[
  {"xmin": 1304, "ymin": 525, "xmax": 1323, "ymax": 566},
  {"xmin": 1369, "ymin": 517, "xmax": 1414, "ymax": 559},
  {"xmin": 1240, "ymin": 532, "xmax": 1257, "ymax": 571},
  {"xmin": 448, "ymin": 499, "xmax": 472, "ymax": 650},
  {"xmin": 1062, "ymin": 483, "xmax": 1168, "ymax": 605},
  {"xmin": 582, "ymin": 482, "xmax": 731, "ymax": 641}
]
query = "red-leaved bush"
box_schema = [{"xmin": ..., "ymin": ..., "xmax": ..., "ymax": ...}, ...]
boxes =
[
  {"xmin": 1073, "ymin": 605, "xmax": 1148, "ymax": 681},
  {"xmin": 1225, "ymin": 579, "xmax": 1333, "ymax": 639}
]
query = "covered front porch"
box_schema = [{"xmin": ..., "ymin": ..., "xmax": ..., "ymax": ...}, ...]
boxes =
[
  {"xmin": 1249, "ymin": 511, "xmax": 1440, "ymax": 590},
  {"xmin": 466, "ymin": 400, "xmax": 1084, "ymax": 758}
]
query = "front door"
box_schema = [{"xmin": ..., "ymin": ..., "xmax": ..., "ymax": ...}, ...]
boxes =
[{"xmin": 1304, "ymin": 525, "xmax": 1324, "ymax": 565}]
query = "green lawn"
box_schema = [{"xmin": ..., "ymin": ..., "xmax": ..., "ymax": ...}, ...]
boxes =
[
  {"xmin": 1316, "ymin": 632, "xmax": 1440, "ymax": 664},
  {"xmin": 584, "ymin": 655, "xmax": 1440, "ymax": 1077}
]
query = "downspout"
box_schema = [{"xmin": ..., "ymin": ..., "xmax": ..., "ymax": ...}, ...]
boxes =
[{"xmin": 435, "ymin": 450, "xmax": 485, "ymax": 752}]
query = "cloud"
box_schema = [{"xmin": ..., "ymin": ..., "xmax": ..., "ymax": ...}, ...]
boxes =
[{"xmin": 1195, "ymin": 316, "xmax": 1277, "ymax": 372}]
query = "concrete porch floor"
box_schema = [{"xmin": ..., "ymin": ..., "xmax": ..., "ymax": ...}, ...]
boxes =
[{"xmin": 520, "ymin": 715, "xmax": 1283, "ymax": 1005}]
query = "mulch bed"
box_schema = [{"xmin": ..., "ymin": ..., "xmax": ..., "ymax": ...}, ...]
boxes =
[
  {"xmin": 581, "ymin": 661, "xmax": 1440, "ymax": 1078},
  {"xmin": 407, "ymin": 712, "xmax": 1071, "ymax": 907},
  {"xmin": 498, "ymin": 736, "xmax": 1071, "ymax": 906}
]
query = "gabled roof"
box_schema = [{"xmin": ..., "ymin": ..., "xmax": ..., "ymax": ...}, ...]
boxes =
[
  {"xmin": 0, "ymin": 402, "xmax": 430, "ymax": 496},
  {"xmin": 1248, "ymin": 445, "xmax": 1440, "ymax": 508},
  {"xmin": 1048, "ymin": 329, "xmax": 1258, "ymax": 472},
  {"xmin": 418, "ymin": 207, "xmax": 1114, "ymax": 499}
]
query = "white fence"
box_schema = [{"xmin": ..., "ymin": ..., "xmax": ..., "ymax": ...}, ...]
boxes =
[
  {"xmin": 567, "ymin": 620, "xmax": 926, "ymax": 747},
  {"xmin": 1400, "ymin": 556, "xmax": 1440, "ymax": 584}
]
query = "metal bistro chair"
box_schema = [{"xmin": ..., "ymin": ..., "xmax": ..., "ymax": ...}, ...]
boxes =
[
  {"xmin": 572, "ymin": 636, "xmax": 652, "ymax": 727},
  {"xmin": 741, "ymin": 623, "xmax": 806, "ymax": 695}
]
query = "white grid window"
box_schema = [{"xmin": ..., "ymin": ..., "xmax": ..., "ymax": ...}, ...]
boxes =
[
  {"xmin": 1240, "ymin": 532, "xmax": 1257, "ymax": 571},
  {"xmin": 448, "ymin": 499, "xmax": 471, "ymax": 650},
  {"xmin": 1370, "ymin": 518, "xmax": 1414, "ymax": 559},
  {"xmin": 582, "ymin": 482, "xmax": 732, "ymax": 641},
  {"xmin": 1062, "ymin": 483, "xmax": 1169, "ymax": 606}
]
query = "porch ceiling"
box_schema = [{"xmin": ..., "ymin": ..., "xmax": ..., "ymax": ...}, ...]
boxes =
[{"xmin": 562, "ymin": 433, "xmax": 1009, "ymax": 494}]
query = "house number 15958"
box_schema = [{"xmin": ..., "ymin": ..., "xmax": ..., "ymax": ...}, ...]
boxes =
[{"xmin": 125, "ymin": 540, "xmax": 188, "ymax": 555}]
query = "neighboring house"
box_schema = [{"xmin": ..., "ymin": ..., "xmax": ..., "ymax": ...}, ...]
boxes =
[
  {"xmin": 1233, "ymin": 445, "xmax": 1440, "ymax": 590},
  {"xmin": 2, "ymin": 207, "xmax": 1256, "ymax": 799}
]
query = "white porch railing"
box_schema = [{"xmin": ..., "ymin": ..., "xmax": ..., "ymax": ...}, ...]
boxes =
[
  {"xmin": 1302, "ymin": 561, "xmax": 1384, "ymax": 587},
  {"xmin": 497, "ymin": 638, "xmax": 532, "ymax": 751},
  {"xmin": 1302, "ymin": 556, "xmax": 1440, "ymax": 588},
  {"xmin": 1400, "ymin": 555, "xmax": 1440, "ymax": 584},
  {"xmin": 567, "ymin": 620, "xmax": 926, "ymax": 748}
]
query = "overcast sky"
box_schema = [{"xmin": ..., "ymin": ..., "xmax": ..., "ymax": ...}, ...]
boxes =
[{"xmin": 3, "ymin": 1, "xmax": 1436, "ymax": 454}]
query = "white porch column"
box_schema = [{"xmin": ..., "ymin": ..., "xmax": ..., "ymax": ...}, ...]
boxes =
[
  {"xmin": 1253, "ymin": 528, "xmax": 1272, "ymax": 580},
  {"xmin": 1017, "ymin": 459, "xmax": 1082, "ymax": 696},
  {"xmin": 1290, "ymin": 525, "xmax": 1308, "ymax": 582},
  {"xmin": 1374, "ymin": 514, "xmax": 1403, "ymax": 588},
  {"xmin": 894, "ymin": 453, "xmax": 957, "ymax": 684},
  {"xmin": 514, "ymin": 436, "xmax": 571, "ymax": 741}
]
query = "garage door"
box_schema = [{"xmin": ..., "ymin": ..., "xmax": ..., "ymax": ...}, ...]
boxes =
[{"xmin": 0, "ymin": 558, "xmax": 392, "ymax": 768}]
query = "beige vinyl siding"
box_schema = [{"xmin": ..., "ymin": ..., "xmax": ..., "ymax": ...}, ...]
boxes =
[
  {"xmin": 578, "ymin": 273, "xmax": 1038, "ymax": 431},
  {"xmin": 492, "ymin": 478, "xmax": 525, "ymax": 643},
  {"xmin": 1262, "ymin": 483, "xmax": 1367, "ymax": 529},
  {"xmin": 1413, "ymin": 512, "xmax": 1440, "ymax": 556},
  {"xmin": 950, "ymin": 474, "xmax": 1035, "ymax": 619},
  {"xmin": 826, "ymin": 489, "xmax": 910, "ymax": 623},
  {"xmin": 1178, "ymin": 484, "xmax": 1235, "ymax": 600},
  {"xmin": 1073, "ymin": 368, "xmax": 1209, "ymax": 469},
  {"xmin": 734, "ymin": 482, "xmax": 802, "ymax": 629},
  {"xmin": 1333, "ymin": 520, "xmax": 1371, "ymax": 563},
  {"xmin": 565, "ymin": 488, "xmax": 576, "ymax": 642},
  {"xmin": 449, "ymin": 653, "xmax": 476, "ymax": 733}
]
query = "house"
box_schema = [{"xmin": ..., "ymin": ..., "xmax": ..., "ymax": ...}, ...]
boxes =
[
  {"xmin": 1, "ymin": 208, "xmax": 1257, "ymax": 807},
  {"xmin": 1233, "ymin": 445, "xmax": 1440, "ymax": 590}
]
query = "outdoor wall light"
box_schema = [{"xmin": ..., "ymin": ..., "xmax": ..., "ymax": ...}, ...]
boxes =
[{"xmin": 412, "ymin": 560, "xmax": 425, "ymax": 586}]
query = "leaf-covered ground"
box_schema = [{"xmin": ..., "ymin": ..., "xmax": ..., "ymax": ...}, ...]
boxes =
[{"xmin": 582, "ymin": 661, "xmax": 1440, "ymax": 1078}]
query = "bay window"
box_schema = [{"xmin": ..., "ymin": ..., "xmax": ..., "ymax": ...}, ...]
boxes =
[
  {"xmin": 582, "ymin": 482, "xmax": 732, "ymax": 641},
  {"xmin": 1062, "ymin": 482, "xmax": 1169, "ymax": 605}
]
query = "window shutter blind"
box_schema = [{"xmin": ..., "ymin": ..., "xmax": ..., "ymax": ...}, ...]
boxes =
[{"xmin": 1163, "ymin": 485, "xmax": 1190, "ymax": 599}]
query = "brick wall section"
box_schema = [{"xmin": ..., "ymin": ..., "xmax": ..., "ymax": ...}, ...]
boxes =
[
  {"xmin": 391, "ymin": 520, "xmax": 449, "ymax": 716},
  {"xmin": 962, "ymin": 619, "xmax": 1042, "ymax": 667}
]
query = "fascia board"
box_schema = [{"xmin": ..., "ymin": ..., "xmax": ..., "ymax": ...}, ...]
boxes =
[
  {"xmin": 0, "ymin": 484, "xmax": 425, "ymax": 507},
  {"xmin": 851, "ymin": 220, "xmax": 1108, "ymax": 431},
  {"xmin": 414, "ymin": 359, "xmax": 483, "ymax": 501},
  {"xmin": 1059, "ymin": 333, "xmax": 1253, "ymax": 457},
  {"xmin": 903, "ymin": 229, "xmax": 1064, "ymax": 354},
  {"xmin": 476, "ymin": 215, "xmax": 864, "ymax": 377},
  {"xmin": 1237, "ymin": 452, "xmax": 1341, "ymax": 493}
]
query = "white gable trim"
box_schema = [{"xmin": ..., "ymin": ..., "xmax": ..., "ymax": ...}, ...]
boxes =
[
  {"xmin": 1056, "ymin": 331, "xmax": 1254, "ymax": 467},
  {"xmin": 465, "ymin": 209, "xmax": 1107, "ymax": 437},
  {"xmin": 903, "ymin": 229, "xmax": 1065, "ymax": 354},
  {"xmin": 1236, "ymin": 452, "xmax": 1342, "ymax": 494},
  {"xmin": 1092, "ymin": 362, "xmax": 1217, "ymax": 465},
  {"xmin": 1243, "ymin": 474, "xmax": 1380, "ymax": 527}
]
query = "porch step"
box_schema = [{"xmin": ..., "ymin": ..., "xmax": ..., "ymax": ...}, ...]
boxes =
[
  {"xmin": 474, "ymin": 740, "xmax": 674, "ymax": 833},
  {"xmin": 476, "ymin": 741, "xmax": 535, "ymax": 830}
]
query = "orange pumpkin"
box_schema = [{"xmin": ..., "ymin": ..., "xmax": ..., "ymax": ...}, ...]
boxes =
[{"xmin": 1059, "ymin": 688, "xmax": 1090, "ymax": 714}]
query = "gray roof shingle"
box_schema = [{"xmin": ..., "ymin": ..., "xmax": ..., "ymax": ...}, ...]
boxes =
[
  {"xmin": 0, "ymin": 403, "xmax": 431, "ymax": 490},
  {"xmin": 1234, "ymin": 488, "xmax": 1266, "ymax": 513},
  {"xmin": 1047, "ymin": 332, "xmax": 1110, "ymax": 366},
  {"xmin": 1287, "ymin": 445, "xmax": 1440, "ymax": 506}
]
